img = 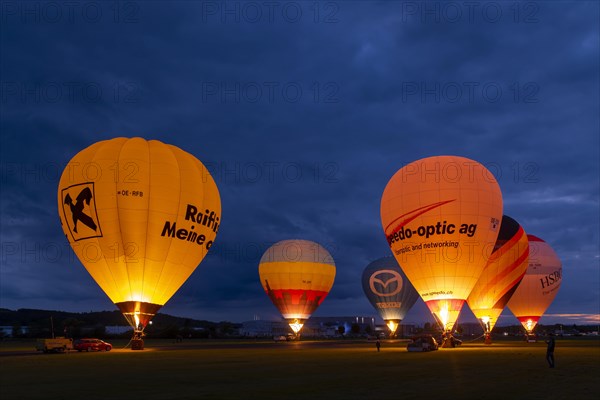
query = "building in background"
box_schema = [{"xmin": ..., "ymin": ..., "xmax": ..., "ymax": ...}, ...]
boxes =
[{"xmin": 240, "ymin": 316, "xmax": 417, "ymax": 338}]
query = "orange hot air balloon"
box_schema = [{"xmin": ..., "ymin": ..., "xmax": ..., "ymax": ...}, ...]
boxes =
[
  {"xmin": 258, "ymin": 240, "xmax": 336, "ymax": 335},
  {"xmin": 381, "ymin": 155, "xmax": 503, "ymax": 342},
  {"xmin": 467, "ymin": 215, "xmax": 529, "ymax": 343},
  {"xmin": 507, "ymin": 235, "xmax": 562, "ymax": 336},
  {"xmin": 58, "ymin": 137, "xmax": 220, "ymax": 335}
]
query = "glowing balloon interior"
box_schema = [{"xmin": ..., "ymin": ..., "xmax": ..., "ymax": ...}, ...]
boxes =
[
  {"xmin": 58, "ymin": 137, "xmax": 221, "ymax": 331},
  {"xmin": 380, "ymin": 155, "xmax": 503, "ymax": 334},
  {"xmin": 258, "ymin": 240, "xmax": 336, "ymax": 335},
  {"xmin": 507, "ymin": 235, "xmax": 562, "ymax": 334},
  {"xmin": 467, "ymin": 215, "xmax": 529, "ymax": 341},
  {"xmin": 361, "ymin": 256, "xmax": 419, "ymax": 336}
]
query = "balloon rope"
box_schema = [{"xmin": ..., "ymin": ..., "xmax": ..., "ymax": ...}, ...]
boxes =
[{"xmin": 463, "ymin": 334, "xmax": 485, "ymax": 343}]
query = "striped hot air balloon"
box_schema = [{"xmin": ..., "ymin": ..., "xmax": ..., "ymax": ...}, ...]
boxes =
[
  {"xmin": 258, "ymin": 240, "xmax": 336, "ymax": 335},
  {"xmin": 466, "ymin": 215, "xmax": 529, "ymax": 343}
]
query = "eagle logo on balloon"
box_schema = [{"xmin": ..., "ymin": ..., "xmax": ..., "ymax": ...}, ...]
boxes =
[{"xmin": 60, "ymin": 182, "xmax": 103, "ymax": 241}]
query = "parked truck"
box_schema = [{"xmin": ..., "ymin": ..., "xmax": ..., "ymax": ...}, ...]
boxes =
[{"xmin": 35, "ymin": 337, "xmax": 73, "ymax": 353}]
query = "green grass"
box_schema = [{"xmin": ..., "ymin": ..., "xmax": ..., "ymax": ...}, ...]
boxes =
[{"xmin": 1, "ymin": 338, "xmax": 598, "ymax": 400}]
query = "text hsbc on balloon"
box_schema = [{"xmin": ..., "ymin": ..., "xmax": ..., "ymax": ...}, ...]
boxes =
[
  {"xmin": 160, "ymin": 204, "xmax": 220, "ymax": 250},
  {"xmin": 387, "ymin": 222, "xmax": 478, "ymax": 245},
  {"xmin": 540, "ymin": 269, "xmax": 562, "ymax": 290}
]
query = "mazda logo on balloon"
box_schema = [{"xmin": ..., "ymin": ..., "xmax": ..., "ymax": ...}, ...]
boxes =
[{"xmin": 369, "ymin": 270, "xmax": 403, "ymax": 297}]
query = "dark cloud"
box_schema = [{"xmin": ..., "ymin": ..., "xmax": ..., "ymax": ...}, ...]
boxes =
[{"xmin": 1, "ymin": 1, "xmax": 598, "ymax": 325}]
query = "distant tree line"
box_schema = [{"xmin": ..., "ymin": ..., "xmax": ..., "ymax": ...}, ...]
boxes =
[
  {"xmin": 1, "ymin": 308, "xmax": 597, "ymax": 340},
  {"xmin": 0, "ymin": 308, "xmax": 239, "ymax": 339}
]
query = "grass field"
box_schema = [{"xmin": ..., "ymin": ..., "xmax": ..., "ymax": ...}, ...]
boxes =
[{"xmin": 1, "ymin": 338, "xmax": 598, "ymax": 400}]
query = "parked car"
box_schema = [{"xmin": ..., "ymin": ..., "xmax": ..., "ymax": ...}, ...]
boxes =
[
  {"xmin": 74, "ymin": 338, "xmax": 112, "ymax": 352},
  {"xmin": 407, "ymin": 334, "xmax": 439, "ymax": 352}
]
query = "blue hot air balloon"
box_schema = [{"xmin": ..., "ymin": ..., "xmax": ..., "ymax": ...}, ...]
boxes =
[{"xmin": 362, "ymin": 257, "xmax": 419, "ymax": 337}]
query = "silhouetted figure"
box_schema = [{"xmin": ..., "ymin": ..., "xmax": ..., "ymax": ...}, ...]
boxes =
[
  {"xmin": 376, "ymin": 339, "xmax": 381, "ymax": 352},
  {"xmin": 545, "ymin": 334, "xmax": 555, "ymax": 368}
]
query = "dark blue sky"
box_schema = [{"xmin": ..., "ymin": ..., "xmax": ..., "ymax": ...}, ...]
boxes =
[{"xmin": 1, "ymin": 1, "xmax": 598, "ymax": 326}]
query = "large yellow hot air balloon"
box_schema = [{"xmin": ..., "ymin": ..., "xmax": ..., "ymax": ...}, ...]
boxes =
[
  {"xmin": 380, "ymin": 155, "xmax": 502, "ymax": 344},
  {"xmin": 467, "ymin": 215, "xmax": 529, "ymax": 343},
  {"xmin": 258, "ymin": 240, "xmax": 336, "ymax": 335},
  {"xmin": 58, "ymin": 137, "xmax": 220, "ymax": 335},
  {"xmin": 507, "ymin": 235, "xmax": 562, "ymax": 336}
]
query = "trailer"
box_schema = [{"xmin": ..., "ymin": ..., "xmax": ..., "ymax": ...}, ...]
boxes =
[{"xmin": 36, "ymin": 337, "xmax": 73, "ymax": 353}]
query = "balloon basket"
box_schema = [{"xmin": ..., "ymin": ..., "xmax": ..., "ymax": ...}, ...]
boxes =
[
  {"xmin": 131, "ymin": 330, "xmax": 145, "ymax": 350},
  {"xmin": 131, "ymin": 338, "xmax": 144, "ymax": 350},
  {"xmin": 441, "ymin": 333, "xmax": 459, "ymax": 348},
  {"xmin": 525, "ymin": 333, "xmax": 537, "ymax": 343},
  {"xmin": 484, "ymin": 334, "xmax": 492, "ymax": 345}
]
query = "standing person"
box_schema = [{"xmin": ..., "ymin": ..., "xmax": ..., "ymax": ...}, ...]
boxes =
[
  {"xmin": 376, "ymin": 339, "xmax": 381, "ymax": 352},
  {"xmin": 545, "ymin": 333, "xmax": 556, "ymax": 368}
]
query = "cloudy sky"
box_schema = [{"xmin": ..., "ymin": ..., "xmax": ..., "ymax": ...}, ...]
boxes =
[{"xmin": 1, "ymin": 1, "xmax": 598, "ymax": 327}]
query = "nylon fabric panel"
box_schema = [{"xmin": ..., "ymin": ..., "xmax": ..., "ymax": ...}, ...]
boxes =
[
  {"xmin": 115, "ymin": 138, "xmax": 151, "ymax": 303},
  {"xmin": 141, "ymin": 141, "xmax": 181, "ymax": 305},
  {"xmin": 259, "ymin": 262, "xmax": 336, "ymax": 293},
  {"xmin": 467, "ymin": 216, "xmax": 529, "ymax": 331},
  {"xmin": 267, "ymin": 289, "xmax": 330, "ymax": 319},
  {"xmin": 259, "ymin": 239, "xmax": 335, "ymax": 265},
  {"xmin": 151, "ymin": 143, "xmax": 220, "ymax": 305},
  {"xmin": 58, "ymin": 139, "xmax": 125, "ymax": 302},
  {"xmin": 91, "ymin": 138, "xmax": 132, "ymax": 302},
  {"xmin": 58, "ymin": 138, "xmax": 131, "ymax": 303}
]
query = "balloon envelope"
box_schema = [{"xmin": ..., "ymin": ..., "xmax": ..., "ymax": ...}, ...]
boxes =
[
  {"xmin": 507, "ymin": 235, "xmax": 562, "ymax": 333},
  {"xmin": 58, "ymin": 137, "xmax": 221, "ymax": 330},
  {"xmin": 258, "ymin": 240, "xmax": 336, "ymax": 334},
  {"xmin": 467, "ymin": 215, "xmax": 529, "ymax": 335},
  {"xmin": 361, "ymin": 257, "xmax": 419, "ymax": 335},
  {"xmin": 380, "ymin": 155, "xmax": 503, "ymax": 332}
]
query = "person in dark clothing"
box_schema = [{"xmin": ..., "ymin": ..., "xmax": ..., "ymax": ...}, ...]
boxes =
[
  {"xmin": 376, "ymin": 339, "xmax": 381, "ymax": 352},
  {"xmin": 545, "ymin": 334, "xmax": 555, "ymax": 368}
]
